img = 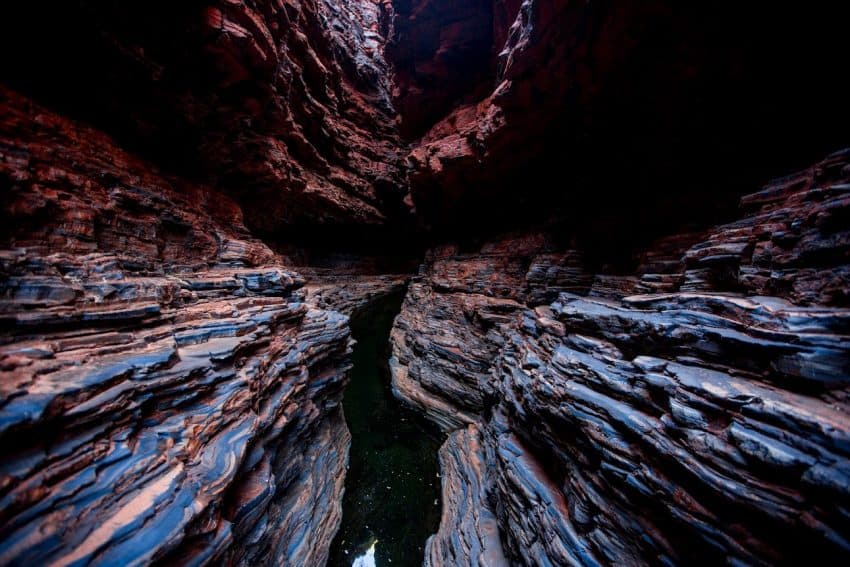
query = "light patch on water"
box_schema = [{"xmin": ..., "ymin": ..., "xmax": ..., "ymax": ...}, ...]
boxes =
[{"xmin": 352, "ymin": 540, "xmax": 377, "ymax": 567}]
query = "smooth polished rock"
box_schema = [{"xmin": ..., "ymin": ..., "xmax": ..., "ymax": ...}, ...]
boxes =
[{"xmin": 425, "ymin": 424, "xmax": 508, "ymax": 567}]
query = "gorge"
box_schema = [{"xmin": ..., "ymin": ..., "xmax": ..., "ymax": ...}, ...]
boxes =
[{"xmin": 1, "ymin": 1, "xmax": 849, "ymax": 566}]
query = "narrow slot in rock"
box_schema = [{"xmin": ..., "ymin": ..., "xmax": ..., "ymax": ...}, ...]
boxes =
[{"xmin": 329, "ymin": 291, "xmax": 442, "ymax": 566}]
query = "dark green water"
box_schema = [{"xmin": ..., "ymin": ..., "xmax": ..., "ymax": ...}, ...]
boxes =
[{"xmin": 328, "ymin": 291, "xmax": 442, "ymax": 567}]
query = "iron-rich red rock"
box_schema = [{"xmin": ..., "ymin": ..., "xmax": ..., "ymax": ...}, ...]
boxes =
[
  {"xmin": 391, "ymin": 150, "xmax": 850, "ymax": 565},
  {"xmin": 0, "ymin": 86, "xmax": 402, "ymax": 566},
  {"xmin": 425, "ymin": 424, "xmax": 509, "ymax": 566},
  {"xmin": 392, "ymin": 0, "xmax": 849, "ymax": 238},
  {"xmin": 3, "ymin": 0, "xmax": 412, "ymax": 232},
  {"xmin": 3, "ymin": 1, "xmax": 850, "ymax": 565}
]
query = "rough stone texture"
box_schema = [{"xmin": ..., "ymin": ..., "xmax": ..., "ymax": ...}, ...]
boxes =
[
  {"xmin": 392, "ymin": 0, "xmax": 849, "ymax": 235},
  {"xmin": 0, "ymin": 86, "xmax": 386, "ymax": 566},
  {"xmin": 302, "ymin": 270, "xmax": 409, "ymax": 316},
  {"xmin": 4, "ymin": 0, "xmax": 411, "ymax": 232},
  {"xmin": 387, "ymin": 0, "xmax": 496, "ymax": 137},
  {"xmin": 0, "ymin": 87, "xmax": 274, "ymax": 271},
  {"xmin": 3, "ymin": 2, "xmax": 850, "ymax": 565},
  {"xmin": 391, "ymin": 150, "xmax": 850, "ymax": 565},
  {"xmin": 424, "ymin": 424, "xmax": 508, "ymax": 567}
]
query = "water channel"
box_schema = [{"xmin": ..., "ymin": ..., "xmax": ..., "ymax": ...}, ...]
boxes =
[{"xmin": 328, "ymin": 291, "xmax": 442, "ymax": 566}]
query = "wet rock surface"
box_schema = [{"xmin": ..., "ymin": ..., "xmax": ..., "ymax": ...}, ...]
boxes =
[{"xmin": 391, "ymin": 150, "xmax": 850, "ymax": 565}]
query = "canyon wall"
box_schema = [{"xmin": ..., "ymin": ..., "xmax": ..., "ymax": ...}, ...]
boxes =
[
  {"xmin": 391, "ymin": 150, "xmax": 850, "ymax": 565},
  {"xmin": 387, "ymin": 4, "xmax": 850, "ymax": 562},
  {"xmin": 390, "ymin": 0, "xmax": 849, "ymax": 241},
  {"xmin": 2, "ymin": 0, "xmax": 849, "ymax": 565},
  {"xmin": 0, "ymin": 86, "xmax": 363, "ymax": 566},
  {"xmin": 4, "ymin": 0, "xmax": 411, "ymax": 234},
  {"xmin": 0, "ymin": 1, "xmax": 408, "ymax": 564}
]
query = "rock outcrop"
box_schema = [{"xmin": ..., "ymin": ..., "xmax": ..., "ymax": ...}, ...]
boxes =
[
  {"xmin": 302, "ymin": 270, "xmax": 409, "ymax": 316},
  {"xmin": 392, "ymin": 150, "xmax": 850, "ymax": 565},
  {"xmin": 0, "ymin": 2, "xmax": 412, "ymax": 562},
  {"xmin": 424, "ymin": 424, "xmax": 508, "ymax": 567},
  {"xmin": 387, "ymin": 0, "xmax": 496, "ymax": 137},
  {"xmin": 4, "ymin": 0, "xmax": 411, "ymax": 233},
  {"xmin": 3, "ymin": 1, "xmax": 850, "ymax": 565},
  {"xmin": 392, "ymin": 0, "xmax": 849, "ymax": 236},
  {"xmin": 0, "ymin": 86, "xmax": 406, "ymax": 565}
]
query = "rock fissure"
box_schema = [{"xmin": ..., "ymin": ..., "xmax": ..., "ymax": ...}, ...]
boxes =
[{"xmin": 2, "ymin": 1, "xmax": 849, "ymax": 566}]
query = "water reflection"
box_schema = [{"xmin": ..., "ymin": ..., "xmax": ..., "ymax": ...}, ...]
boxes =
[
  {"xmin": 328, "ymin": 291, "xmax": 441, "ymax": 566},
  {"xmin": 352, "ymin": 540, "xmax": 377, "ymax": 567}
]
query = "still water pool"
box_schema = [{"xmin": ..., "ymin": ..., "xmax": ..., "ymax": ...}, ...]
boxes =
[{"xmin": 328, "ymin": 291, "xmax": 442, "ymax": 567}]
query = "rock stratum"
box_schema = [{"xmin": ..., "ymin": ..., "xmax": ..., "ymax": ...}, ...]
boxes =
[
  {"xmin": 393, "ymin": 0, "xmax": 849, "ymax": 238},
  {"xmin": 4, "ymin": 0, "xmax": 411, "ymax": 233},
  {"xmin": 0, "ymin": 86, "xmax": 402, "ymax": 565},
  {"xmin": 391, "ymin": 150, "xmax": 850, "ymax": 565},
  {"xmin": 2, "ymin": 0, "xmax": 850, "ymax": 565}
]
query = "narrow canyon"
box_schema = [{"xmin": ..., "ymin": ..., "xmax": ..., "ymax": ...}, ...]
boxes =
[{"xmin": 1, "ymin": 1, "xmax": 848, "ymax": 566}]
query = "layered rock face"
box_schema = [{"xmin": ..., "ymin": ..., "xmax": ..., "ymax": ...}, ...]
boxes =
[
  {"xmin": 4, "ymin": 0, "xmax": 411, "ymax": 232},
  {"xmin": 392, "ymin": 150, "xmax": 850, "ymax": 565},
  {"xmin": 387, "ymin": 0, "xmax": 496, "ymax": 137},
  {"xmin": 0, "ymin": 86, "xmax": 372, "ymax": 565},
  {"xmin": 1, "ymin": 0, "xmax": 422, "ymax": 561},
  {"xmin": 3, "ymin": 0, "xmax": 850, "ymax": 565},
  {"xmin": 391, "ymin": 0, "xmax": 849, "ymax": 236}
]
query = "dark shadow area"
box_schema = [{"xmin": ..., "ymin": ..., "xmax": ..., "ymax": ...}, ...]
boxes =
[
  {"xmin": 266, "ymin": 224, "xmax": 427, "ymax": 275},
  {"xmin": 389, "ymin": 1, "xmax": 850, "ymax": 255},
  {"xmin": 1, "ymin": 1, "xmax": 211, "ymax": 178},
  {"xmin": 328, "ymin": 290, "xmax": 442, "ymax": 566}
]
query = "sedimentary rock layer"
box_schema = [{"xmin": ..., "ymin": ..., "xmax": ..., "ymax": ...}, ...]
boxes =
[
  {"xmin": 392, "ymin": 0, "xmax": 849, "ymax": 235},
  {"xmin": 0, "ymin": 86, "xmax": 398, "ymax": 566},
  {"xmin": 303, "ymin": 270, "xmax": 409, "ymax": 316},
  {"xmin": 5, "ymin": 0, "xmax": 411, "ymax": 231},
  {"xmin": 392, "ymin": 150, "xmax": 850, "ymax": 565},
  {"xmin": 424, "ymin": 424, "xmax": 508, "ymax": 567}
]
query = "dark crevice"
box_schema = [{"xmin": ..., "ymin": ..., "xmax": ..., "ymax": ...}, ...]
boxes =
[{"xmin": 328, "ymin": 290, "xmax": 443, "ymax": 566}]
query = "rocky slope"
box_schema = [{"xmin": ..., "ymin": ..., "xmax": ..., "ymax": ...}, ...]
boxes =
[
  {"xmin": 0, "ymin": 85, "xmax": 406, "ymax": 565},
  {"xmin": 392, "ymin": 150, "xmax": 850, "ymax": 565}
]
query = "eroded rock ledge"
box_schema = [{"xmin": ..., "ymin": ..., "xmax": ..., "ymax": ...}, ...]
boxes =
[
  {"xmin": 0, "ymin": 87, "xmax": 401, "ymax": 565},
  {"xmin": 392, "ymin": 150, "xmax": 850, "ymax": 565}
]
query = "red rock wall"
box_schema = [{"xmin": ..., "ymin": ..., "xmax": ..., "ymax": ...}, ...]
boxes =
[
  {"xmin": 391, "ymin": 150, "xmax": 850, "ymax": 564},
  {"xmin": 4, "ymin": 0, "xmax": 411, "ymax": 233},
  {"xmin": 390, "ymin": 0, "xmax": 849, "ymax": 239},
  {"xmin": 0, "ymin": 85, "xmax": 397, "ymax": 565},
  {"xmin": 2, "ymin": 1, "xmax": 849, "ymax": 565},
  {"xmin": 1, "ymin": 1, "xmax": 417, "ymax": 562},
  {"xmin": 387, "ymin": 0, "xmax": 497, "ymax": 137}
]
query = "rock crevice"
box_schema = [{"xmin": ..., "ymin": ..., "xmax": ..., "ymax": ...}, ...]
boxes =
[
  {"xmin": 2, "ymin": 1, "xmax": 849, "ymax": 565},
  {"xmin": 0, "ymin": 83, "xmax": 400, "ymax": 565}
]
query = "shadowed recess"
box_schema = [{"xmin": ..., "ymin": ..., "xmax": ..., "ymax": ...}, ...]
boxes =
[{"xmin": 328, "ymin": 291, "xmax": 442, "ymax": 566}]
